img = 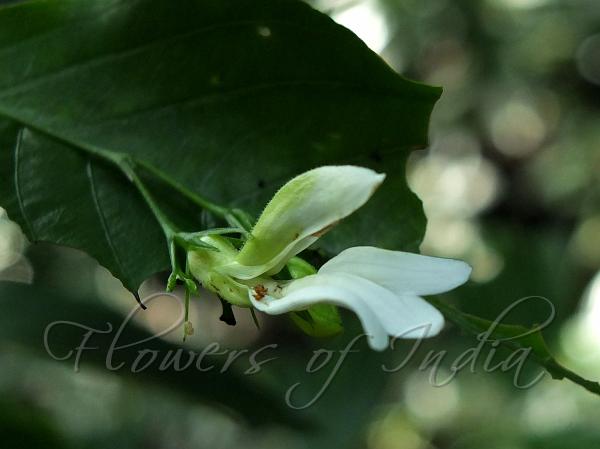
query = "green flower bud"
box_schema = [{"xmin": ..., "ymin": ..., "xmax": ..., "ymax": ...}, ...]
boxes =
[{"xmin": 187, "ymin": 235, "xmax": 252, "ymax": 307}]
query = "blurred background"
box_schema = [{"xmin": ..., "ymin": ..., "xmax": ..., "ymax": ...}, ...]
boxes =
[{"xmin": 0, "ymin": 0, "xmax": 599, "ymax": 448}]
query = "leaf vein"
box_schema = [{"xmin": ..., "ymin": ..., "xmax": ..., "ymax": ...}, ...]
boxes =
[
  {"xmin": 0, "ymin": 19, "xmax": 332, "ymax": 99},
  {"xmin": 86, "ymin": 159, "xmax": 128, "ymax": 286},
  {"xmin": 81, "ymin": 80, "xmax": 434, "ymax": 128},
  {"xmin": 13, "ymin": 128, "xmax": 36, "ymax": 240}
]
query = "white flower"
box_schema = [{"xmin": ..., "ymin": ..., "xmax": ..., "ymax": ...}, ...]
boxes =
[
  {"xmin": 248, "ymin": 246, "xmax": 471, "ymax": 350},
  {"xmin": 0, "ymin": 207, "xmax": 33, "ymax": 283},
  {"xmin": 190, "ymin": 165, "xmax": 471, "ymax": 350}
]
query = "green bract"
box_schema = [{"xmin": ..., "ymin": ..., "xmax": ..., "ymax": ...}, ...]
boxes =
[{"xmin": 188, "ymin": 236, "xmax": 250, "ymax": 306}]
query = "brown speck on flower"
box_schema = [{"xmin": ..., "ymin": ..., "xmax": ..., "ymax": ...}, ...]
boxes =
[
  {"xmin": 253, "ymin": 284, "xmax": 268, "ymax": 301},
  {"xmin": 311, "ymin": 220, "xmax": 340, "ymax": 237}
]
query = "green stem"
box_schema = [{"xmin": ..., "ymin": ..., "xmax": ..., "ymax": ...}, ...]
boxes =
[
  {"xmin": 101, "ymin": 153, "xmax": 201, "ymax": 293},
  {"xmin": 0, "ymin": 112, "xmax": 237, "ymax": 229},
  {"xmin": 118, "ymin": 157, "xmax": 179, "ymax": 237},
  {"xmin": 428, "ymin": 297, "xmax": 600, "ymax": 397},
  {"xmin": 183, "ymin": 260, "xmax": 192, "ymax": 341},
  {"xmin": 136, "ymin": 159, "xmax": 230, "ymax": 219},
  {"xmin": 128, "ymin": 157, "xmax": 252, "ymax": 233}
]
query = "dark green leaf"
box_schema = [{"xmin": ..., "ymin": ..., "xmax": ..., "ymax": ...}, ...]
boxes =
[{"xmin": 0, "ymin": 0, "xmax": 439, "ymax": 294}]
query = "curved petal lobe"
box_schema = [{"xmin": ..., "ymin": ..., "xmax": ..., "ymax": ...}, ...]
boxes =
[{"xmin": 320, "ymin": 246, "xmax": 471, "ymax": 296}]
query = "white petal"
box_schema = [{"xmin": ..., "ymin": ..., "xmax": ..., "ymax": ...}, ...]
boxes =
[
  {"xmin": 0, "ymin": 214, "xmax": 28, "ymax": 271},
  {"xmin": 249, "ymin": 272, "xmax": 444, "ymax": 350},
  {"xmin": 320, "ymin": 246, "xmax": 471, "ymax": 296},
  {"xmin": 249, "ymin": 273, "xmax": 389, "ymax": 350},
  {"xmin": 339, "ymin": 275, "xmax": 444, "ymax": 339},
  {"xmin": 229, "ymin": 166, "xmax": 385, "ymax": 278}
]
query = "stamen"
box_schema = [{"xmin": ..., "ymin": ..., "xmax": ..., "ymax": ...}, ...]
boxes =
[{"xmin": 253, "ymin": 284, "xmax": 268, "ymax": 300}]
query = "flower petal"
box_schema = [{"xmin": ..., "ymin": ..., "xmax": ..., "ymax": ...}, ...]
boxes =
[
  {"xmin": 0, "ymin": 209, "xmax": 28, "ymax": 272},
  {"xmin": 228, "ymin": 166, "xmax": 385, "ymax": 279},
  {"xmin": 249, "ymin": 272, "xmax": 443, "ymax": 350},
  {"xmin": 336, "ymin": 274, "xmax": 444, "ymax": 339},
  {"xmin": 320, "ymin": 246, "xmax": 471, "ymax": 296},
  {"xmin": 249, "ymin": 273, "xmax": 389, "ymax": 350}
]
